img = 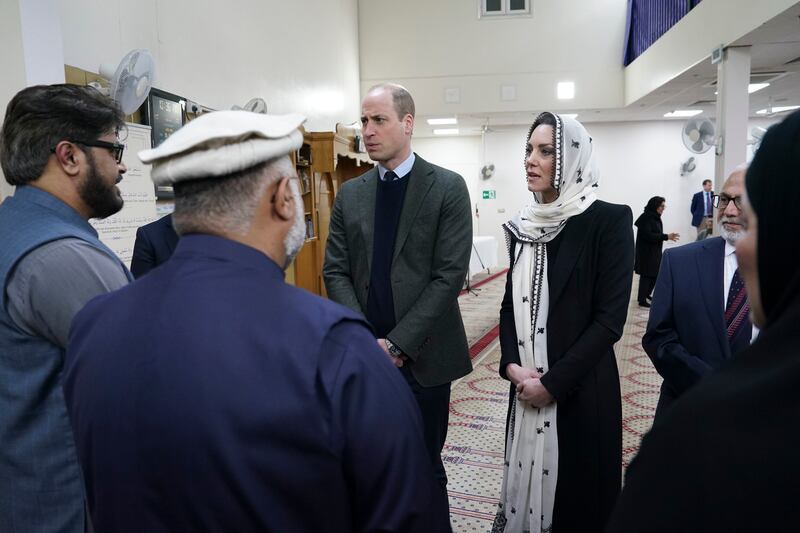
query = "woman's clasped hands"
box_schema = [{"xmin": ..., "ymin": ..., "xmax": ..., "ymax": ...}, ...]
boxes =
[{"xmin": 507, "ymin": 363, "xmax": 555, "ymax": 407}]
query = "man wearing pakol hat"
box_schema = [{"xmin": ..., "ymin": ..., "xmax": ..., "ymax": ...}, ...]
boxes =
[
  {"xmin": 62, "ymin": 110, "xmax": 450, "ymax": 532},
  {"xmin": 0, "ymin": 84, "xmax": 132, "ymax": 532}
]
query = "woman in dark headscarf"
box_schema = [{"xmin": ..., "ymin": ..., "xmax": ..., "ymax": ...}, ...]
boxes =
[
  {"xmin": 607, "ymin": 110, "xmax": 800, "ymax": 532},
  {"xmin": 633, "ymin": 196, "xmax": 679, "ymax": 307},
  {"xmin": 493, "ymin": 112, "xmax": 634, "ymax": 532}
]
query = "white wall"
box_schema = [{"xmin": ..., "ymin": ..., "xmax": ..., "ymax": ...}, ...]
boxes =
[
  {"xmin": 358, "ymin": 0, "xmax": 628, "ymax": 116},
  {"xmin": 415, "ymin": 117, "xmax": 781, "ymax": 267},
  {"xmin": 57, "ymin": 0, "xmax": 362, "ymax": 131},
  {"xmin": 0, "ymin": 0, "xmax": 27, "ymax": 200},
  {"xmin": 19, "ymin": 0, "xmax": 65, "ymax": 86},
  {"xmin": 412, "ymin": 134, "xmax": 482, "ymax": 214}
]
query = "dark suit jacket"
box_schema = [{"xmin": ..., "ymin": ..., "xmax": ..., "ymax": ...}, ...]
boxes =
[
  {"xmin": 690, "ymin": 190, "xmax": 713, "ymax": 227},
  {"xmin": 643, "ymin": 237, "xmax": 731, "ymax": 416},
  {"xmin": 323, "ymin": 155, "xmax": 473, "ymax": 387},
  {"xmin": 130, "ymin": 214, "xmax": 179, "ymax": 278},
  {"xmin": 499, "ymin": 200, "xmax": 635, "ymax": 531}
]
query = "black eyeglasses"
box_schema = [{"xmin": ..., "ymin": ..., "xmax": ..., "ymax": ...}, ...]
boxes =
[
  {"xmin": 74, "ymin": 139, "xmax": 125, "ymax": 164},
  {"xmin": 51, "ymin": 139, "xmax": 126, "ymax": 164},
  {"xmin": 712, "ymin": 194, "xmax": 743, "ymax": 209}
]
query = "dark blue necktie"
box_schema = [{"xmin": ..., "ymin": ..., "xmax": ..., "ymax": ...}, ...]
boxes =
[
  {"xmin": 384, "ymin": 170, "xmax": 397, "ymax": 182},
  {"xmin": 705, "ymin": 192, "xmax": 711, "ymax": 216}
]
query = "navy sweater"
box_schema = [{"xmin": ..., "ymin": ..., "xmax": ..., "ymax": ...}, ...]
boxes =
[{"xmin": 366, "ymin": 175, "xmax": 410, "ymax": 338}]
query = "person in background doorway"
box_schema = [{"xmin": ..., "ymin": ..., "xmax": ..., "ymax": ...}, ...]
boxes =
[
  {"xmin": 493, "ymin": 112, "xmax": 634, "ymax": 532},
  {"xmin": 634, "ymin": 196, "xmax": 679, "ymax": 307},
  {"xmin": 0, "ymin": 84, "xmax": 132, "ymax": 532},
  {"xmin": 690, "ymin": 178, "xmax": 714, "ymax": 239}
]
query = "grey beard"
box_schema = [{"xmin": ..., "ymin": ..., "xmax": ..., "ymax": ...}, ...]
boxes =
[
  {"xmin": 718, "ymin": 218, "xmax": 744, "ymax": 245},
  {"xmin": 283, "ymin": 180, "xmax": 306, "ymax": 268}
]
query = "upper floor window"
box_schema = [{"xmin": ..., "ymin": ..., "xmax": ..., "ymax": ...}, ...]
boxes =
[{"xmin": 480, "ymin": 0, "xmax": 530, "ymax": 18}]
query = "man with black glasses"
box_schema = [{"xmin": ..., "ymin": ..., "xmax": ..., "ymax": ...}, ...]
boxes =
[
  {"xmin": 0, "ymin": 84, "xmax": 132, "ymax": 532},
  {"xmin": 643, "ymin": 165, "xmax": 754, "ymax": 419}
]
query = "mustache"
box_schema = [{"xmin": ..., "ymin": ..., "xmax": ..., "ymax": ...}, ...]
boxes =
[{"xmin": 719, "ymin": 216, "xmax": 743, "ymax": 225}]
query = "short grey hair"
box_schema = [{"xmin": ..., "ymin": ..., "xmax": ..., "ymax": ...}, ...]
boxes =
[{"xmin": 172, "ymin": 156, "xmax": 295, "ymax": 237}]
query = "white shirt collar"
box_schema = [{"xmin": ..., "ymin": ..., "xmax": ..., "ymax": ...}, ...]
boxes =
[{"xmin": 378, "ymin": 152, "xmax": 415, "ymax": 181}]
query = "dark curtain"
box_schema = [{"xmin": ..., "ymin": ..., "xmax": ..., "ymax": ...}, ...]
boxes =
[{"xmin": 624, "ymin": 0, "xmax": 703, "ymax": 66}]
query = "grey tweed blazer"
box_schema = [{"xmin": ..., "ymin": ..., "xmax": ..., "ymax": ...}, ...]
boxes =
[{"xmin": 323, "ymin": 155, "xmax": 473, "ymax": 387}]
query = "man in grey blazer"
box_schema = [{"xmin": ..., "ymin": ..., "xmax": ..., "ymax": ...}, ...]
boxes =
[{"xmin": 323, "ymin": 84, "xmax": 473, "ymax": 500}]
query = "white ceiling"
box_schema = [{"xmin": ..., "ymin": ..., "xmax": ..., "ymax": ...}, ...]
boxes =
[{"xmin": 414, "ymin": 3, "xmax": 800, "ymax": 138}]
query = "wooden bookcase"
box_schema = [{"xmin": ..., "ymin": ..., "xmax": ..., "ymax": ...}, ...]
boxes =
[
  {"xmin": 287, "ymin": 130, "xmax": 373, "ymax": 296},
  {"xmin": 289, "ymin": 140, "xmax": 319, "ymax": 293}
]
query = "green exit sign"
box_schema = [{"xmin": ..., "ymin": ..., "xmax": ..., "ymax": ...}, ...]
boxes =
[{"xmin": 482, "ymin": 190, "xmax": 496, "ymax": 199}]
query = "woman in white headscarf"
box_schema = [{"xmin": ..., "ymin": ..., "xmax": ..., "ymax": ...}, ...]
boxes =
[{"xmin": 492, "ymin": 112, "xmax": 634, "ymax": 533}]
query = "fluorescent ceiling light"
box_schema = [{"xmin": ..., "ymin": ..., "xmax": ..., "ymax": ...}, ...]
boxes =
[
  {"xmin": 561, "ymin": 113, "xmax": 578, "ymax": 119},
  {"xmin": 427, "ymin": 117, "xmax": 458, "ymax": 125},
  {"xmin": 756, "ymin": 105, "xmax": 800, "ymax": 115},
  {"xmin": 557, "ymin": 81, "xmax": 575, "ymax": 100},
  {"xmin": 433, "ymin": 128, "xmax": 459, "ymax": 135},
  {"xmin": 664, "ymin": 109, "xmax": 703, "ymax": 118}
]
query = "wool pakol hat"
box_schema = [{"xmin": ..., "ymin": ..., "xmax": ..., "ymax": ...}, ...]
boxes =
[{"xmin": 139, "ymin": 110, "xmax": 306, "ymax": 185}]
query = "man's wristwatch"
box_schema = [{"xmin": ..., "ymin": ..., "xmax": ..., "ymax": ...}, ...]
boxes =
[{"xmin": 385, "ymin": 339, "xmax": 404, "ymax": 358}]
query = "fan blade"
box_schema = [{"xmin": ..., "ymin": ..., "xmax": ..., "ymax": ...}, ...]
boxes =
[{"xmin": 110, "ymin": 49, "xmax": 155, "ymax": 115}]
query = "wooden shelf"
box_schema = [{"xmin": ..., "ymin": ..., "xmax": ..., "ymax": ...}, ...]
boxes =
[{"xmin": 287, "ymin": 131, "xmax": 375, "ymax": 298}]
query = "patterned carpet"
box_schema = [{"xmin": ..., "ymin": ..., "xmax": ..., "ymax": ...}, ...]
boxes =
[{"xmin": 447, "ymin": 275, "xmax": 661, "ymax": 532}]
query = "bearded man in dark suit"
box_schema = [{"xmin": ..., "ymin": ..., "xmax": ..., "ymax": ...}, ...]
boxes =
[{"xmin": 644, "ymin": 166, "xmax": 754, "ymax": 418}]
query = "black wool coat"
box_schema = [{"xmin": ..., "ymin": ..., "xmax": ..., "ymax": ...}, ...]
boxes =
[
  {"xmin": 499, "ymin": 200, "xmax": 635, "ymax": 532},
  {"xmin": 633, "ymin": 210, "xmax": 666, "ymax": 277}
]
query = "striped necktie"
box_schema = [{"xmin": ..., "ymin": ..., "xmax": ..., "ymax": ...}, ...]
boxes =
[{"xmin": 725, "ymin": 268, "xmax": 751, "ymax": 353}]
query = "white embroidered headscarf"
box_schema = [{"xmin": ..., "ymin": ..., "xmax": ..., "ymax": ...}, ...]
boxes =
[
  {"xmin": 504, "ymin": 113, "xmax": 600, "ymax": 243},
  {"xmin": 493, "ymin": 113, "xmax": 599, "ymax": 533}
]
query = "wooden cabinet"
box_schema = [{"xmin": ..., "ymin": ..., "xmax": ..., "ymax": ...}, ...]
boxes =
[{"xmin": 288, "ymin": 130, "xmax": 373, "ymax": 297}]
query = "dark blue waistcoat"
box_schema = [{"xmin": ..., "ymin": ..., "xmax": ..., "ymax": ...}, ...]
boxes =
[
  {"xmin": 0, "ymin": 186, "xmax": 131, "ymax": 532},
  {"xmin": 64, "ymin": 234, "xmax": 389, "ymax": 531}
]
